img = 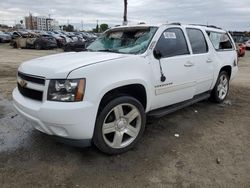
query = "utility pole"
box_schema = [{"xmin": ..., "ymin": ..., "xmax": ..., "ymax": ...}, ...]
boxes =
[
  {"xmin": 123, "ymin": 0, "xmax": 128, "ymax": 25},
  {"xmin": 81, "ymin": 19, "xmax": 83, "ymax": 31},
  {"xmin": 96, "ymin": 20, "xmax": 99, "ymax": 33}
]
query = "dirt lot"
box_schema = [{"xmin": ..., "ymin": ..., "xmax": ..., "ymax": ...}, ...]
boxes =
[{"xmin": 0, "ymin": 43, "xmax": 249, "ymax": 188}]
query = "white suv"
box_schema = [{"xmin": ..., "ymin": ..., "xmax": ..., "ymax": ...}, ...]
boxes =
[{"xmin": 13, "ymin": 23, "xmax": 238, "ymax": 154}]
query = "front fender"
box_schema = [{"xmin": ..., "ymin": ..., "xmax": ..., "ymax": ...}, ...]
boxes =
[
  {"xmin": 67, "ymin": 56, "xmax": 153, "ymax": 112},
  {"xmin": 98, "ymin": 79, "xmax": 151, "ymax": 112}
]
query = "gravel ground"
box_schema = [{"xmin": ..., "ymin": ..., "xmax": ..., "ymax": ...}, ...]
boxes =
[{"xmin": 0, "ymin": 43, "xmax": 249, "ymax": 188}]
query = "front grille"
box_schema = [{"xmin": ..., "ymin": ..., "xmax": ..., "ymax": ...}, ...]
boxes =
[
  {"xmin": 18, "ymin": 72, "xmax": 45, "ymax": 85},
  {"xmin": 17, "ymin": 72, "xmax": 45, "ymax": 101},
  {"xmin": 18, "ymin": 83, "xmax": 43, "ymax": 101}
]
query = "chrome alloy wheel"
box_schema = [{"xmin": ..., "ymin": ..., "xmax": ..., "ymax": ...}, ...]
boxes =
[
  {"xmin": 217, "ymin": 74, "xmax": 229, "ymax": 100},
  {"xmin": 102, "ymin": 103, "xmax": 142, "ymax": 149}
]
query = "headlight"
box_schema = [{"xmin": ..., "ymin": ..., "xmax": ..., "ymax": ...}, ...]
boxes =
[{"xmin": 48, "ymin": 78, "xmax": 86, "ymax": 102}]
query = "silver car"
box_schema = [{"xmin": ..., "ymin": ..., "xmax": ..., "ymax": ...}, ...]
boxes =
[{"xmin": 0, "ymin": 31, "xmax": 11, "ymax": 43}]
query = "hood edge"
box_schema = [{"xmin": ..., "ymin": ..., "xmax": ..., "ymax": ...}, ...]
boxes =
[{"xmin": 66, "ymin": 56, "xmax": 126, "ymax": 78}]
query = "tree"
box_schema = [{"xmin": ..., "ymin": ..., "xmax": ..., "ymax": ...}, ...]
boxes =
[
  {"xmin": 20, "ymin": 20, "xmax": 23, "ymax": 24},
  {"xmin": 123, "ymin": 0, "xmax": 128, "ymax": 25},
  {"xmin": 63, "ymin": 24, "xmax": 74, "ymax": 32},
  {"xmin": 100, "ymin": 23, "xmax": 109, "ymax": 32}
]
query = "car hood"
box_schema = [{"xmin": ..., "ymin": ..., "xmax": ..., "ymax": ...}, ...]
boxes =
[{"xmin": 19, "ymin": 52, "xmax": 128, "ymax": 79}]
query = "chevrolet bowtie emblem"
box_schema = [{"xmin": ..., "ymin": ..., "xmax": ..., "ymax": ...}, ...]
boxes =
[{"xmin": 19, "ymin": 79, "xmax": 27, "ymax": 87}]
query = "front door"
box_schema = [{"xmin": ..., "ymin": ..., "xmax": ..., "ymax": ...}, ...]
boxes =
[{"xmin": 150, "ymin": 27, "xmax": 196, "ymax": 110}]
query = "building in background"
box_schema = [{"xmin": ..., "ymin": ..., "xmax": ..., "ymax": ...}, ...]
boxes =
[
  {"xmin": 25, "ymin": 14, "xmax": 37, "ymax": 30},
  {"xmin": 37, "ymin": 16, "xmax": 47, "ymax": 30},
  {"xmin": 46, "ymin": 18, "xmax": 60, "ymax": 31},
  {"xmin": 25, "ymin": 14, "xmax": 59, "ymax": 31}
]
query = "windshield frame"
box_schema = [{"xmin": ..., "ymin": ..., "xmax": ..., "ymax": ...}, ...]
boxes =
[{"xmin": 87, "ymin": 26, "xmax": 159, "ymax": 55}]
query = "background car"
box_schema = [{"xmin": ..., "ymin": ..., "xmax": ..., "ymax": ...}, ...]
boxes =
[
  {"xmin": 245, "ymin": 39, "xmax": 250, "ymax": 50},
  {"xmin": 232, "ymin": 34, "xmax": 248, "ymax": 56},
  {"xmin": 63, "ymin": 40, "xmax": 86, "ymax": 52},
  {"xmin": 4, "ymin": 29, "xmax": 97, "ymax": 49},
  {"xmin": 42, "ymin": 31, "xmax": 65, "ymax": 48},
  {"xmin": 12, "ymin": 32, "xmax": 57, "ymax": 49},
  {"xmin": 33, "ymin": 34, "xmax": 58, "ymax": 49},
  {"xmin": 237, "ymin": 43, "xmax": 246, "ymax": 57},
  {"xmin": 0, "ymin": 31, "xmax": 12, "ymax": 43}
]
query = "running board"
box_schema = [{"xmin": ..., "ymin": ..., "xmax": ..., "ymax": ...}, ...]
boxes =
[{"xmin": 147, "ymin": 92, "xmax": 210, "ymax": 118}]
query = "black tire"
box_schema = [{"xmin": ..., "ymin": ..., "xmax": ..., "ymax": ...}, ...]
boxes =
[
  {"xmin": 210, "ymin": 71, "xmax": 229, "ymax": 103},
  {"xmin": 63, "ymin": 45, "xmax": 71, "ymax": 52},
  {"xmin": 93, "ymin": 96, "xmax": 146, "ymax": 155},
  {"xmin": 34, "ymin": 43, "xmax": 41, "ymax": 50},
  {"xmin": 13, "ymin": 42, "xmax": 17, "ymax": 48}
]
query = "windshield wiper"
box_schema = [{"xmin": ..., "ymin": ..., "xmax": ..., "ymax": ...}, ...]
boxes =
[{"xmin": 96, "ymin": 49, "xmax": 120, "ymax": 53}]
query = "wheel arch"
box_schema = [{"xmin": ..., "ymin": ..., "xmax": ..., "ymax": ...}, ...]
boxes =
[
  {"xmin": 98, "ymin": 82, "xmax": 149, "ymax": 115},
  {"xmin": 220, "ymin": 65, "xmax": 232, "ymax": 79}
]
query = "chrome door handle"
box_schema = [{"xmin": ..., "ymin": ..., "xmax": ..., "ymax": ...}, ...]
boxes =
[
  {"xmin": 184, "ymin": 62, "xmax": 194, "ymax": 67},
  {"xmin": 207, "ymin": 59, "xmax": 213, "ymax": 63}
]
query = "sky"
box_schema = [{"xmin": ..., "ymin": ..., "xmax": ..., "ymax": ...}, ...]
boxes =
[{"xmin": 0, "ymin": 0, "xmax": 250, "ymax": 31}]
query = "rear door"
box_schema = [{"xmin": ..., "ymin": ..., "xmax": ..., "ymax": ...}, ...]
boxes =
[{"xmin": 186, "ymin": 28, "xmax": 214, "ymax": 95}]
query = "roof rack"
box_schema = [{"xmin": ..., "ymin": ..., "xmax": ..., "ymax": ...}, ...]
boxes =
[
  {"xmin": 169, "ymin": 22, "xmax": 181, "ymax": 26},
  {"xmin": 190, "ymin": 24, "xmax": 222, "ymax": 30}
]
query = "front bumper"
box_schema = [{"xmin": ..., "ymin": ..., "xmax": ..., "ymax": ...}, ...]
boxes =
[
  {"xmin": 1, "ymin": 38, "xmax": 11, "ymax": 42},
  {"xmin": 12, "ymin": 87, "xmax": 97, "ymax": 140}
]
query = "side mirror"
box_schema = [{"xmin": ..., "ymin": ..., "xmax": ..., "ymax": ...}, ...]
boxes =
[{"xmin": 153, "ymin": 49, "xmax": 162, "ymax": 60}]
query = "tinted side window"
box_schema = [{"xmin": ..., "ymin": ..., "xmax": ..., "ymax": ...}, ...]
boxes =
[
  {"xmin": 155, "ymin": 28, "xmax": 189, "ymax": 58},
  {"xmin": 186, "ymin": 28, "xmax": 208, "ymax": 54},
  {"xmin": 206, "ymin": 31, "xmax": 233, "ymax": 50}
]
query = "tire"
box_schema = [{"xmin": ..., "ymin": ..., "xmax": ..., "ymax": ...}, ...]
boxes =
[
  {"xmin": 210, "ymin": 71, "xmax": 229, "ymax": 103},
  {"xmin": 34, "ymin": 43, "xmax": 41, "ymax": 50},
  {"xmin": 63, "ymin": 45, "xmax": 71, "ymax": 52},
  {"xmin": 13, "ymin": 42, "xmax": 17, "ymax": 48},
  {"xmin": 93, "ymin": 96, "xmax": 146, "ymax": 155}
]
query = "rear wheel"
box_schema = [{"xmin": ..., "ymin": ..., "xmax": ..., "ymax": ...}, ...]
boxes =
[
  {"xmin": 63, "ymin": 45, "xmax": 71, "ymax": 52},
  {"xmin": 13, "ymin": 42, "xmax": 17, "ymax": 48},
  {"xmin": 93, "ymin": 96, "xmax": 146, "ymax": 155},
  {"xmin": 34, "ymin": 43, "xmax": 41, "ymax": 50},
  {"xmin": 210, "ymin": 71, "xmax": 229, "ymax": 103}
]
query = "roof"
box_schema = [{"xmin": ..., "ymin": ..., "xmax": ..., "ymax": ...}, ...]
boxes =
[{"xmin": 112, "ymin": 23, "xmax": 226, "ymax": 32}]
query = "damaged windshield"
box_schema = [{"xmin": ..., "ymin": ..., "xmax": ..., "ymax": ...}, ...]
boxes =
[{"xmin": 87, "ymin": 26, "xmax": 158, "ymax": 54}]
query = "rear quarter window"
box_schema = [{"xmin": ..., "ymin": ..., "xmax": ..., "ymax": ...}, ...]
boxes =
[{"xmin": 206, "ymin": 31, "xmax": 234, "ymax": 51}]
